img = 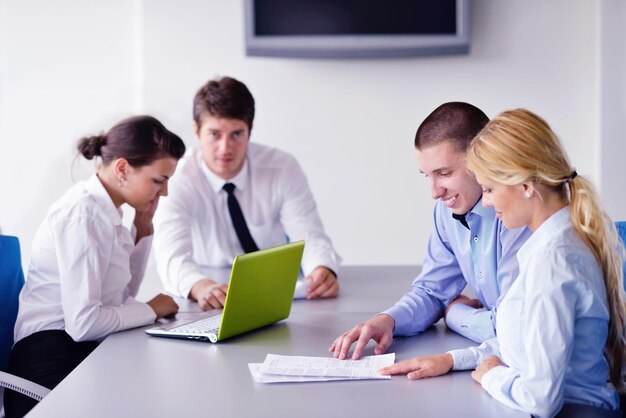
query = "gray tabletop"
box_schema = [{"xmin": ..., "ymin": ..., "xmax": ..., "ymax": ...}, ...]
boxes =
[{"xmin": 25, "ymin": 266, "xmax": 528, "ymax": 418}]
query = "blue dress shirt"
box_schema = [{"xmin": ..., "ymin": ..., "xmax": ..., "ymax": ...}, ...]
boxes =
[
  {"xmin": 448, "ymin": 207, "xmax": 619, "ymax": 417},
  {"xmin": 383, "ymin": 199, "xmax": 531, "ymax": 342}
]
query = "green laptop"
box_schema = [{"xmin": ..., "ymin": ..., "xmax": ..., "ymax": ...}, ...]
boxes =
[{"xmin": 145, "ymin": 241, "xmax": 304, "ymax": 343}]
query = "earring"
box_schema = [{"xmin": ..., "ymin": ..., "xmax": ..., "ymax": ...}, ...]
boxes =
[
  {"xmin": 118, "ymin": 178, "xmax": 125, "ymax": 188},
  {"xmin": 525, "ymin": 192, "xmax": 531, "ymax": 199}
]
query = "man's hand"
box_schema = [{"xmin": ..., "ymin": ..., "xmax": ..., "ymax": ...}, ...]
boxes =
[
  {"xmin": 378, "ymin": 353, "xmax": 453, "ymax": 380},
  {"xmin": 471, "ymin": 355, "xmax": 504, "ymax": 384},
  {"xmin": 444, "ymin": 294, "xmax": 483, "ymax": 318},
  {"xmin": 189, "ymin": 279, "xmax": 229, "ymax": 310},
  {"xmin": 328, "ymin": 314, "xmax": 394, "ymax": 360},
  {"xmin": 305, "ymin": 266, "xmax": 339, "ymax": 299},
  {"xmin": 147, "ymin": 293, "xmax": 179, "ymax": 318}
]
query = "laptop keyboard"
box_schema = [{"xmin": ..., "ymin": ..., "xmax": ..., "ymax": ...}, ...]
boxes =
[{"xmin": 170, "ymin": 314, "xmax": 222, "ymax": 334}]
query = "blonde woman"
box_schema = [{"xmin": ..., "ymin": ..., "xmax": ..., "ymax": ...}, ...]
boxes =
[{"xmin": 379, "ymin": 109, "xmax": 625, "ymax": 418}]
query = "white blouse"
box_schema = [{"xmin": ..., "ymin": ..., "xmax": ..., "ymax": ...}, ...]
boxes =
[
  {"xmin": 448, "ymin": 207, "xmax": 619, "ymax": 417},
  {"xmin": 14, "ymin": 175, "xmax": 156, "ymax": 343}
]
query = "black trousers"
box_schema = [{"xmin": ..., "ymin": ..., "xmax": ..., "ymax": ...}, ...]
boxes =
[{"xmin": 3, "ymin": 330, "xmax": 99, "ymax": 418}]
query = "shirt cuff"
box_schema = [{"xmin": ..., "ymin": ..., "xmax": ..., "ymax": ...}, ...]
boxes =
[
  {"xmin": 447, "ymin": 348, "xmax": 479, "ymax": 370},
  {"xmin": 120, "ymin": 297, "xmax": 157, "ymax": 329},
  {"xmin": 480, "ymin": 365, "xmax": 509, "ymax": 394},
  {"xmin": 380, "ymin": 307, "xmax": 405, "ymax": 334},
  {"xmin": 178, "ymin": 272, "xmax": 208, "ymax": 300},
  {"xmin": 302, "ymin": 258, "xmax": 341, "ymax": 279}
]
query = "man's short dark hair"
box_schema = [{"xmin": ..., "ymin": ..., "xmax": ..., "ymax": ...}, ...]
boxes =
[
  {"xmin": 193, "ymin": 76, "xmax": 255, "ymax": 130},
  {"xmin": 414, "ymin": 102, "xmax": 489, "ymax": 153}
]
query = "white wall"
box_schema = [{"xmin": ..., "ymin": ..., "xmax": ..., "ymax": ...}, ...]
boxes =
[
  {"xmin": 0, "ymin": 0, "xmax": 141, "ymax": 258},
  {"xmin": 1, "ymin": 0, "xmax": 624, "ymax": 301},
  {"xmin": 599, "ymin": 0, "xmax": 626, "ymax": 219},
  {"xmin": 140, "ymin": 0, "xmax": 601, "ymax": 264}
]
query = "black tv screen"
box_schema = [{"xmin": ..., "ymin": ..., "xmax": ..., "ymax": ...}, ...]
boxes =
[{"xmin": 245, "ymin": 0, "xmax": 470, "ymax": 58}]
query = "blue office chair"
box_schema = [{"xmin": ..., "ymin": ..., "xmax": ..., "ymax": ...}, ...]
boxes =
[
  {"xmin": 614, "ymin": 222, "xmax": 626, "ymax": 418},
  {"xmin": 0, "ymin": 235, "xmax": 50, "ymax": 414},
  {"xmin": 616, "ymin": 222, "xmax": 626, "ymax": 292}
]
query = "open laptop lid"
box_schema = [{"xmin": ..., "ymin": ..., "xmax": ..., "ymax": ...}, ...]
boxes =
[{"xmin": 217, "ymin": 240, "xmax": 304, "ymax": 341}]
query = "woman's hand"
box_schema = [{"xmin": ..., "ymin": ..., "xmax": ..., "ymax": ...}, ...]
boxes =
[
  {"xmin": 147, "ymin": 293, "xmax": 179, "ymax": 319},
  {"xmin": 378, "ymin": 353, "xmax": 454, "ymax": 380},
  {"xmin": 471, "ymin": 355, "xmax": 505, "ymax": 384}
]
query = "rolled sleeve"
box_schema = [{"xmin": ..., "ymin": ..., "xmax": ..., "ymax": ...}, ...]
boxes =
[{"xmin": 445, "ymin": 304, "xmax": 496, "ymax": 342}]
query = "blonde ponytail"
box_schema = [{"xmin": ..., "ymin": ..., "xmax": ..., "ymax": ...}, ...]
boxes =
[
  {"xmin": 467, "ymin": 109, "xmax": 626, "ymax": 392},
  {"xmin": 568, "ymin": 176, "xmax": 626, "ymax": 392}
]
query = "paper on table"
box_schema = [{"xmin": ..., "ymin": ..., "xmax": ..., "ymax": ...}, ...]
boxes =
[
  {"xmin": 257, "ymin": 353, "xmax": 395, "ymax": 379},
  {"xmin": 248, "ymin": 364, "xmax": 355, "ymax": 383}
]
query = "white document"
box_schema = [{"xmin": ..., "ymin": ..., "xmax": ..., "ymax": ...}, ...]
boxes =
[
  {"xmin": 255, "ymin": 353, "xmax": 395, "ymax": 380},
  {"xmin": 248, "ymin": 364, "xmax": 355, "ymax": 383}
]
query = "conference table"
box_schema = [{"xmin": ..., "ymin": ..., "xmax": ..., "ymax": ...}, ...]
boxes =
[{"xmin": 25, "ymin": 266, "xmax": 528, "ymax": 418}]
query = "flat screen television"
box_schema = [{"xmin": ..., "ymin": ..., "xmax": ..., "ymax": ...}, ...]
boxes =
[{"xmin": 244, "ymin": 0, "xmax": 471, "ymax": 59}]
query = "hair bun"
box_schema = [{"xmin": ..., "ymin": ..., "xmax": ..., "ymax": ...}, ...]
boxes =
[{"xmin": 77, "ymin": 133, "xmax": 107, "ymax": 160}]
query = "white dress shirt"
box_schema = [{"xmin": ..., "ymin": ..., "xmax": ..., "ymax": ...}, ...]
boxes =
[
  {"xmin": 448, "ymin": 207, "xmax": 619, "ymax": 418},
  {"xmin": 153, "ymin": 144, "xmax": 342, "ymax": 298},
  {"xmin": 14, "ymin": 175, "xmax": 157, "ymax": 343}
]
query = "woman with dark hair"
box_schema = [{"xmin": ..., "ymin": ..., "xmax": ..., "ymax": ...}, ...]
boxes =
[{"xmin": 4, "ymin": 115, "xmax": 186, "ymax": 418}]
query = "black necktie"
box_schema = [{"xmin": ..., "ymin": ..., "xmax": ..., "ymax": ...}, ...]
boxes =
[{"xmin": 223, "ymin": 183, "xmax": 259, "ymax": 253}]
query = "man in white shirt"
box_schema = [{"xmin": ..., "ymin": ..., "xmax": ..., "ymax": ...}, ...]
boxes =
[{"xmin": 153, "ymin": 76, "xmax": 341, "ymax": 310}]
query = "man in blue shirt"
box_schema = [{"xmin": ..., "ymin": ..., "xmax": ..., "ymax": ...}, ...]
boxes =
[{"xmin": 329, "ymin": 102, "xmax": 531, "ymax": 360}]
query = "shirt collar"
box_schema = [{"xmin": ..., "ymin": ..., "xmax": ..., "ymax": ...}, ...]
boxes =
[
  {"xmin": 518, "ymin": 205, "xmax": 570, "ymax": 262},
  {"xmin": 86, "ymin": 174, "xmax": 124, "ymax": 226},
  {"xmin": 451, "ymin": 212, "xmax": 470, "ymax": 230},
  {"xmin": 467, "ymin": 198, "xmax": 493, "ymax": 219},
  {"xmin": 197, "ymin": 149, "xmax": 249, "ymax": 194},
  {"xmin": 450, "ymin": 197, "xmax": 491, "ymax": 228}
]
